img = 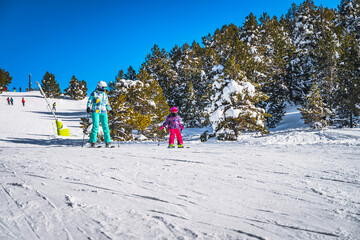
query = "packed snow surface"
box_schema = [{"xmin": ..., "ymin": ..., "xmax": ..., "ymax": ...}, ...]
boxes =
[{"xmin": 1, "ymin": 91, "xmax": 359, "ymax": 239}]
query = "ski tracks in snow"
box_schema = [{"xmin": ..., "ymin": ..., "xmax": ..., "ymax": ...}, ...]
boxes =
[
  {"xmin": 0, "ymin": 143, "xmax": 359, "ymax": 239},
  {"xmin": 0, "ymin": 162, "xmax": 74, "ymax": 240}
]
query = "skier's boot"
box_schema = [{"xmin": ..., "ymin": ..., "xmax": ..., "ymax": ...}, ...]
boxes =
[
  {"xmin": 168, "ymin": 144, "xmax": 175, "ymax": 148},
  {"xmin": 105, "ymin": 142, "xmax": 111, "ymax": 148},
  {"xmin": 178, "ymin": 144, "xmax": 184, "ymax": 148},
  {"xmin": 90, "ymin": 142, "xmax": 96, "ymax": 148}
]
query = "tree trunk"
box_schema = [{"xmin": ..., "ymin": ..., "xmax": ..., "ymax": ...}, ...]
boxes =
[{"xmin": 350, "ymin": 112, "xmax": 353, "ymax": 128}]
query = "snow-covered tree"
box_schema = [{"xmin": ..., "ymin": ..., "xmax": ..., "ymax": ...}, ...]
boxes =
[
  {"xmin": 286, "ymin": 0, "xmax": 319, "ymax": 103},
  {"xmin": 335, "ymin": 31, "xmax": 360, "ymax": 127},
  {"xmin": 338, "ymin": 0, "xmax": 360, "ymax": 42},
  {"xmin": 208, "ymin": 60, "xmax": 269, "ymax": 140},
  {"xmin": 311, "ymin": 6, "xmax": 340, "ymax": 112},
  {"xmin": 64, "ymin": 75, "xmax": 87, "ymax": 100},
  {"xmin": 258, "ymin": 14, "xmax": 294, "ymax": 128},
  {"xmin": 107, "ymin": 70, "xmax": 169, "ymax": 141},
  {"xmin": 181, "ymin": 82, "xmax": 200, "ymax": 127},
  {"xmin": 169, "ymin": 42, "xmax": 204, "ymax": 127}
]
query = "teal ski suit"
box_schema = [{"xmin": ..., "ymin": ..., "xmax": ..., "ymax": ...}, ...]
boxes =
[{"xmin": 87, "ymin": 90, "xmax": 112, "ymax": 143}]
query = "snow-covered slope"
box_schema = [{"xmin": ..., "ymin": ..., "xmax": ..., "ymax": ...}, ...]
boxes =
[{"xmin": 0, "ymin": 92, "xmax": 359, "ymax": 239}]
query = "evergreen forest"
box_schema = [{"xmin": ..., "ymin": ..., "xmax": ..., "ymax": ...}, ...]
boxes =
[
  {"xmin": 3, "ymin": 0, "xmax": 360, "ymax": 141},
  {"xmin": 108, "ymin": 0, "xmax": 360, "ymax": 141}
]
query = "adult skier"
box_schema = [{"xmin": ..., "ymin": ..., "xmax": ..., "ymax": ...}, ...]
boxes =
[
  {"xmin": 10, "ymin": 97, "xmax": 13, "ymax": 105},
  {"xmin": 52, "ymin": 102, "xmax": 56, "ymax": 112},
  {"xmin": 159, "ymin": 107, "xmax": 184, "ymax": 148},
  {"xmin": 6, "ymin": 97, "xmax": 10, "ymax": 105},
  {"xmin": 86, "ymin": 81, "xmax": 114, "ymax": 148},
  {"xmin": 22, "ymin": 97, "xmax": 25, "ymax": 107}
]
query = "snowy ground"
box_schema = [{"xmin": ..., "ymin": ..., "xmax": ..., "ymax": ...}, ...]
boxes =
[{"xmin": 0, "ymin": 91, "xmax": 359, "ymax": 240}]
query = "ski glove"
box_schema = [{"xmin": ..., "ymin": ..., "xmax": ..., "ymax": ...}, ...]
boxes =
[
  {"xmin": 86, "ymin": 107, "xmax": 91, "ymax": 113},
  {"xmin": 180, "ymin": 126, "xmax": 184, "ymax": 131},
  {"xmin": 109, "ymin": 110, "xmax": 114, "ymax": 115},
  {"xmin": 159, "ymin": 126, "xmax": 164, "ymax": 130}
]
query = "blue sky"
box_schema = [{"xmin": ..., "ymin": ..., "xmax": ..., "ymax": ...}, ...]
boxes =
[{"xmin": 1, "ymin": 0, "xmax": 340, "ymax": 93}]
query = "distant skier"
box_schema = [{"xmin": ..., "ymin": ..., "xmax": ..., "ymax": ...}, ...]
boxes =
[
  {"xmin": 10, "ymin": 97, "xmax": 14, "ymax": 105},
  {"xmin": 6, "ymin": 97, "xmax": 10, "ymax": 105},
  {"xmin": 52, "ymin": 102, "xmax": 56, "ymax": 112},
  {"xmin": 22, "ymin": 97, "xmax": 25, "ymax": 107},
  {"xmin": 86, "ymin": 81, "xmax": 114, "ymax": 148},
  {"xmin": 159, "ymin": 107, "xmax": 184, "ymax": 148}
]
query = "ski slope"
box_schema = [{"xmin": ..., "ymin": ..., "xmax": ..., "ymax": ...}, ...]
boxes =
[{"xmin": 0, "ymin": 91, "xmax": 359, "ymax": 240}]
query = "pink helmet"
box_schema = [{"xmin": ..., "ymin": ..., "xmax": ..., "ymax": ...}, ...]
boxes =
[{"xmin": 170, "ymin": 107, "xmax": 178, "ymax": 113}]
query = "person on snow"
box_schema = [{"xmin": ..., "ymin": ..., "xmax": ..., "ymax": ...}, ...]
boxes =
[
  {"xmin": 159, "ymin": 106, "xmax": 184, "ymax": 148},
  {"xmin": 52, "ymin": 102, "xmax": 56, "ymax": 112},
  {"xmin": 22, "ymin": 97, "xmax": 25, "ymax": 107},
  {"xmin": 86, "ymin": 81, "xmax": 114, "ymax": 148},
  {"xmin": 10, "ymin": 97, "xmax": 13, "ymax": 105},
  {"xmin": 6, "ymin": 97, "xmax": 10, "ymax": 105}
]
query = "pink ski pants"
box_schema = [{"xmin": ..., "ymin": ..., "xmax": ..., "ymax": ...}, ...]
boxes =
[{"xmin": 169, "ymin": 128, "xmax": 183, "ymax": 145}]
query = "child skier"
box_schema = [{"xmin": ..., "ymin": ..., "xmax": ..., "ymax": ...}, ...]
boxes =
[
  {"xmin": 159, "ymin": 107, "xmax": 184, "ymax": 148},
  {"xmin": 86, "ymin": 81, "xmax": 114, "ymax": 148}
]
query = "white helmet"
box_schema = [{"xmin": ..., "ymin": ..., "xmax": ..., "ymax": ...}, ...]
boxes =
[{"xmin": 97, "ymin": 81, "xmax": 107, "ymax": 91}]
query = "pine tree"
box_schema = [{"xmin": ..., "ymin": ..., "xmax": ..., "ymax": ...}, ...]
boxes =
[
  {"xmin": 298, "ymin": 82, "xmax": 332, "ymax": 129},
  {"xmin": 312, "ymin": 6, "xmax": 340, "ymax": 112},
  {"xmin": 335, "ymin": 31, "xmax": 360, "ymax": 127},
  {"xmin": 64, "ymin": 75, "xmax": 87, "ymax": 100},
  {"xmin": 338, "ymin": 0, "xmax": 360, "ymax": 42},
  {"xmin": 107, "ymin": 69, "xmax": 169, "ymax": 141},
  {"xmin": 141, "ymin": 44, "xmax": 177, "ymax": 107},
  {"xmin": 108, "ymin": 92, "xmax": 135, "ymax": 141},
  {"xmin": 136, "ymin": 69, "xmax": 169, "ymax": 139},
  {"xmin": 168, "ymin": 42, "xmax": 204, "ymax": 126},
  {"xmin": 115, "ymin": 70, "xmax": 124, "ymax": 81},
  {"xmin": 0, "ymin": 68, "xmax": 12, "ymax": 93},
  {"xmin": 108, "ymin": 70, "xmax": 124, "ymax": 93},
  {"xmin": 108, "ymin": 79, "xmax": 141, "ymax": 141},
  {"xmin": 181, "ymin": 82, "xmax": 199, "ymax": 127},
  {"xmin": 41, "ymin": 72, "xmax": 62, "ymax": 98},
  {"xmin": 257, "ymin": 14, "xmax": 294, "ymax": 128},
  {"xmin": 209, "ymin": 56, "xmax": 269, "ymax": 140},
  {"xmin": 286, "ymin": 0, "xmax": 319, "ymax": 103},
  {"xmin": 124, "ymin": 66, "xmax": 137, "ymax": 80}
]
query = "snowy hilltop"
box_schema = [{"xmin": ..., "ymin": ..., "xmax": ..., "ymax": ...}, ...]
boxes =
[{"xmin": 0, "ymin": 91, "xmax": 359, "ymax": 239}]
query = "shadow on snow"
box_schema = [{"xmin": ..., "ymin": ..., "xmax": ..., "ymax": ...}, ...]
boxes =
[{"xmin": 0, "ymin": 137, "xmax": 83, "ymax": 147}]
